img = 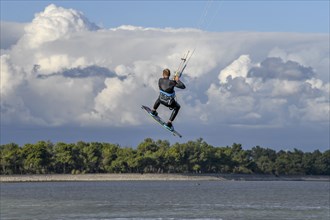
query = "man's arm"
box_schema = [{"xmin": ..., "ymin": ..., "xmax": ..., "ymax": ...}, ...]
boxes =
[{"xmin": 174, "ymin": 76, "xmax": 186, "ymax": 89}]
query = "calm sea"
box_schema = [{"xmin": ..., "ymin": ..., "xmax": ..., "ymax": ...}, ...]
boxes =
[{"xmin": 1, "ymin": 180, "xmax": 329, "ymax": 220}]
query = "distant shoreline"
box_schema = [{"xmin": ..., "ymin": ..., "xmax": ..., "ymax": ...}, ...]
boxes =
[{"xmin": 1, "ymin": 173, "xmax": 329, "ymax": 183}]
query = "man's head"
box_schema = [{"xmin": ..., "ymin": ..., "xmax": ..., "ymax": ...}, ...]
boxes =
[{"xmin": 163, "ymin": 68, "xmax": 171, "ymax": 78}]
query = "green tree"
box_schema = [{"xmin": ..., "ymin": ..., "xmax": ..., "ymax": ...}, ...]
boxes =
[
  {"xmin": 274, "ymin": 149, "xmax": 305, "ymax": 175},
  {"xmin": 250, "ymin": 146, "xmax": 277, "ymax": 174},
  {"xmin": 169, "ymin": 142, "xmax": 193, "ymax": 172},
  {"xmin": 0, "ymin": 143, "xmax": 22, "ymax": 174},
  {"xmin": 289, "ymin": 148, "xmax": 305, "ymax": 174},
  {"xmin": 321, "ymin": 150, "xmax": 330, "ymax": 175},
  {"xmin": 1, "ymin": 139, "xmax": 329, "ymax": 176},
  {"xmin": 311, "ymin": 150, "xmax": 330, "ymax": 175},
  {"xmin": 274, "ymin": 150, "xmax": 289, "ymax": 175},
  {"xmin": 137, "ymin": 138, "xmax": 159, "ymax": 155},
  {"xmin": 255, "ymin": 156, "xmax": 274, "ymax": 174},
  {"xmin": 80, "ymin": 142, "xmax": 102, "ymax": 173},
  {"xmin": 53, "ymin": 142, "xmax": 77, "ymax": 174},
  {"xmin": 111, "ymin": 148, "xmax": 136, "ymax": 173},
  {"xmin": 185, "ymin": 138, "xmax": 215, "ymax": 173},
  {"xmin": 154, "ymin": 140, "xmax": 171, "ymax": 173},
  {"xmin": 137, "ymin": 138, "xmax": 162, "ymax": 173},
  {"xmin": 232, "ymin": 143, "xmax": 253, "ymax": 174},
  {"xmin": 101, "ymin": 143, "xmax": 119, "ymax": 172},
  {"xmin": 21, "ymin": 141, "xmax": 53, "ymax": 174}
]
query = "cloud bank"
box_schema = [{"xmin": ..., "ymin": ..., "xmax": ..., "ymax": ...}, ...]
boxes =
[{"xmin": 1, "ymin": 4, "xmax": 329, "ymax": 148}]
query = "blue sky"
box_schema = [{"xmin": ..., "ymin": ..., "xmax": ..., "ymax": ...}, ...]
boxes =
[
  {"xmin": 1, "ymin": 1, "xmax": 329, "ymax": 33},
  {"xmin": 1, "ymin": 1, "xmax": 329, "ymax": 151}
]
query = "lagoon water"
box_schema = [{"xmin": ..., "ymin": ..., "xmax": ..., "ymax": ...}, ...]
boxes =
[{"xmin": 1, "ymin": 181, "xmax": 329, "ymax": 220}]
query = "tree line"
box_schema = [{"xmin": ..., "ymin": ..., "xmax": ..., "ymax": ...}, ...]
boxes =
[{"xmin": 1, "ymin": 138, "xmax": 329, "ymax": 175}]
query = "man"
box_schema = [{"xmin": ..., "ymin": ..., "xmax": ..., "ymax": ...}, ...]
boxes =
[{"xmin": 151, "ymin": 68, "xmax": 186, "ymax": 130}]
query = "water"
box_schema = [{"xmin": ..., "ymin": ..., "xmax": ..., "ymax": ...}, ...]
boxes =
[{"xmin": 1, "ymin": 181, "xmax": 329, "ymax": 220}]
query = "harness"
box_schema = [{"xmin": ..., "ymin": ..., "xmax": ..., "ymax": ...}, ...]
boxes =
[{"xmin": 159, "ymin": 90, "xmax": 176, "ymax": 106}]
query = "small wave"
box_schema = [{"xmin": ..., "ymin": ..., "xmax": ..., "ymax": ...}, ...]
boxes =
[{"xmin": 107, "ymin": 218, "xmax": 223, "ymax": 220}]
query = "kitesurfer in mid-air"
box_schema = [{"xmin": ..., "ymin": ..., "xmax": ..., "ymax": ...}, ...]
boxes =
[{"xmin": 151, "ymin": 68, "xmax": 186, "ymax": 130}]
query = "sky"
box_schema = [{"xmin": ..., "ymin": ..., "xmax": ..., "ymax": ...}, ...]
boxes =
[
  {"xmin": 0, "ymin": 1, "xmax": 329, "ymax": 151},
  {"xmin": 1, "ymin": 1, "xmax": 329, "ymax": 33}
]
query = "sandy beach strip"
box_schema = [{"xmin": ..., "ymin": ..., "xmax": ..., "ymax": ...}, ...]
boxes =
[
  {"xmin": 1, "ymin": 174, "xmax": 329, "ymax": 182},
  {"xmin": 0, "ymin": 173, "xmax": 224, "ymax": 182}
]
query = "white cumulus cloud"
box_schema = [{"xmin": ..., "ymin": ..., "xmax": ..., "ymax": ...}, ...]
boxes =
[
  {"xmin": 0, "ymin": 4, "xmax": 329, "ymax": 137},
  {"xmin": 19, "ymin": 4, "xmax": 99, "ymax": 49},
  {"xmin": 204, "ymin": 55, "xmax": 329, "ymax": 128}
]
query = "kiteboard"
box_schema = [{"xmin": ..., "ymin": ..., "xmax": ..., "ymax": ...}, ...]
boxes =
[{"xmin": 141, "ymin": 105, "xmax": 182, "ymax": 138}]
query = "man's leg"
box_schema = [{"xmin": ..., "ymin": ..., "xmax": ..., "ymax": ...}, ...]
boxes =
[
  {"xmin": 166, "ymin": 102, "xmax": 181, "ymax": 128},
  {"xmin": 151, "ymin": 98, "xmax": 161, "ymax": 116}
]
